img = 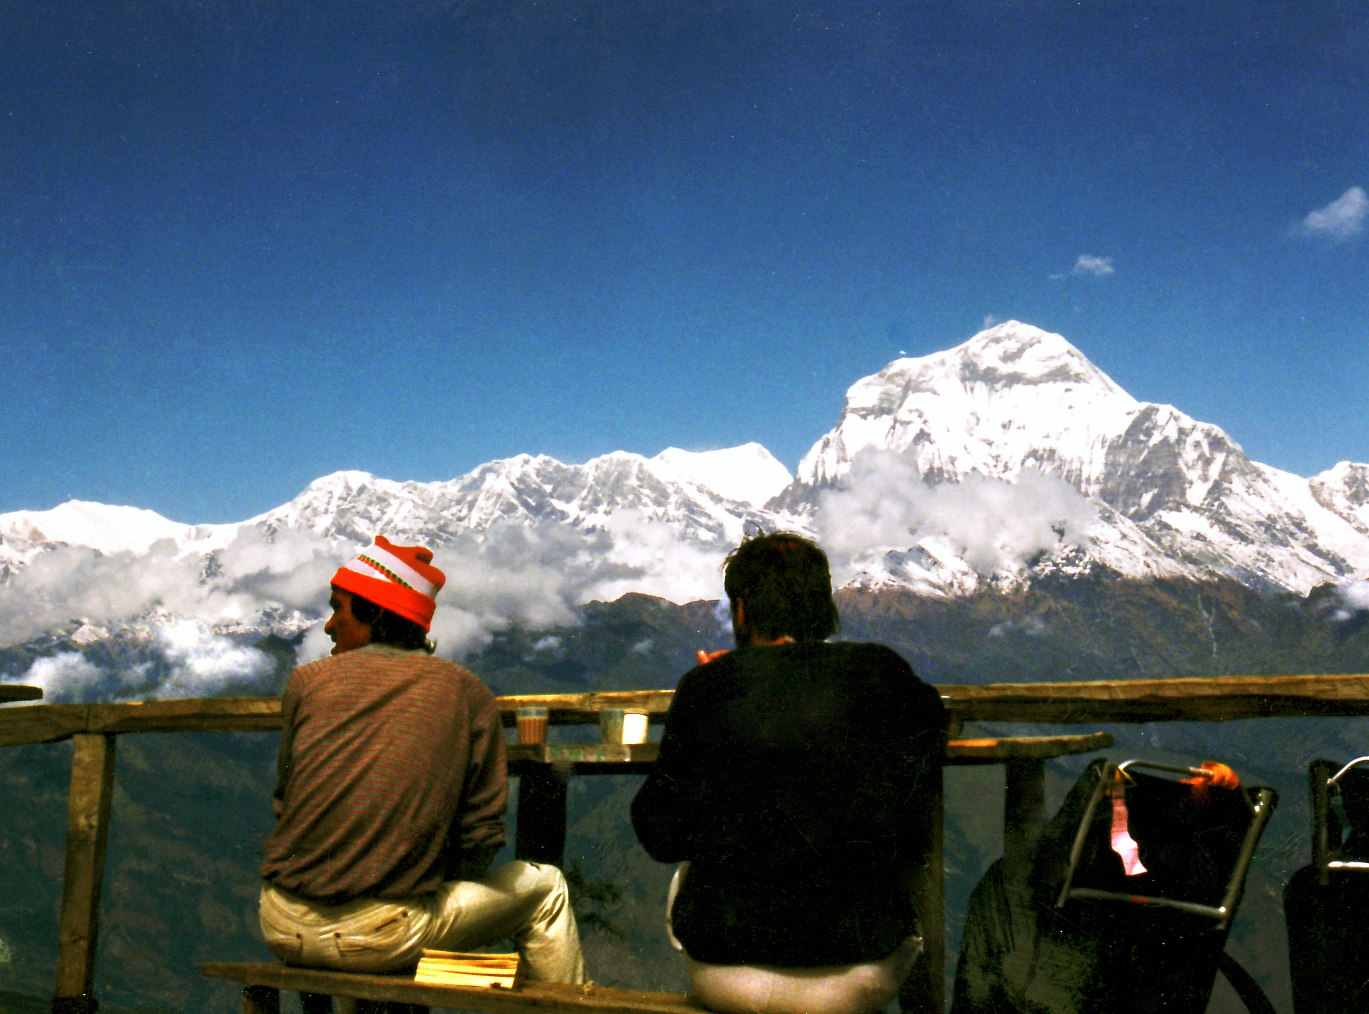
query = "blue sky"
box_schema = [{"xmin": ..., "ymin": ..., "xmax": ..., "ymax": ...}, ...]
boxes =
[{"xmin": 1, "ymin": 0, "xmax": 1366, "ymax": 522}]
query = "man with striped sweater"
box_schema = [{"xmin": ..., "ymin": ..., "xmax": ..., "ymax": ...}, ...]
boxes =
[{"xmin": 258, "ymin": 536, "xmax": 585, "ymax": 986}]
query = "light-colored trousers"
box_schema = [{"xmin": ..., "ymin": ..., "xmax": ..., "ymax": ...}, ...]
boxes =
[
  {"xmin": 666, "ymin": 863, "xmax": 922, "ymax": 1014},
  {"xmin": 260, "ymin": 860, "xmax": 585, "ymax": 984}
]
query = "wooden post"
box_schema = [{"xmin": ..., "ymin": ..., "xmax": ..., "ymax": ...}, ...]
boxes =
[
  {"xmin": 903, "ymin": 762, "xmax": 944, "ymax": 1014},
  {"xmin": 1003, "ymin": 757, "xmax": 1047, "ymax": 870},
  {"xmin": 514, "ymin": 765, "xmax": 568, "ymax": 866},
  {"xmin": 53, "ymin": 733, "xmax": 117, "ymax": 1014}
]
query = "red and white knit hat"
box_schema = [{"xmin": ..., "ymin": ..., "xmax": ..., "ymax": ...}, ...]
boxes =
[{"xmin": 331, "ymin": 536, "xmax": 446, "ymax": 631}]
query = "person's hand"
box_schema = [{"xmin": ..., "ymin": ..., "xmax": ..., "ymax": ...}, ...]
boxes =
[{"xmin": 697, "ymin": 649, "xmax": 730, "ymax": 666}]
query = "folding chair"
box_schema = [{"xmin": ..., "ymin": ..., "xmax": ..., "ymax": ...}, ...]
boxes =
[
  {"xmin": 1284, "ymin": 756, "xmax": 1369, "ymax": 1013},
  {"xmin": 951, "ymin": 757, "xmax": 1277, "ymax": 1014},
  {"xmin": 1056, "ymin": 760, "xmax": 1276, "ymax": 928}
]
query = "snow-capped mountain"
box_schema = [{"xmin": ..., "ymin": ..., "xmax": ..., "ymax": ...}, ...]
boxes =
[
  {"xmin": 786, "ymin": 321, "xmax": 1369, "ymax": 595},
  {"xmin": 2, "ymin": 321, "xmax": 1367, "ymax": 658},
  {"xmin": 245, "ymin": 443, "xmax": 792, "ymax": 550}
]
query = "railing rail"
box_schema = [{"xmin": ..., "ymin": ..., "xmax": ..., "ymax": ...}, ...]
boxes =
[{"xmin": 5, "ymin": 673, "xmax": 1369, "ymax": 748}]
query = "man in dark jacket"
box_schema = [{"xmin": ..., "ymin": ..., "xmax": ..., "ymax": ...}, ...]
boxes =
[
  {"xmin": 632, "ymin": 532, "xmax": 945, "ymax": 1014},
  {"xmin": 259, "ymin": 536, "xmax": 584, "ymax": 984}
]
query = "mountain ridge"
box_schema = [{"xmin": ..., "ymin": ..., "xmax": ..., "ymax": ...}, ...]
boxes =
[{"xmin": 0, "ymin": 322, "xmax": 1366, "ymax": 665}]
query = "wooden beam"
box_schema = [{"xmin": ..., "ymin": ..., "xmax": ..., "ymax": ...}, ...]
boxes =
[
  {"xmin": 204, "ymin": 962, "xmax": 708, "ymax": 1014},
  {"xmin": 514, "ymin": 765, "xmax": 568, "ymax": 866},
  {"xmin": 0, "ymin": 704, "xmax": 89, "ymax": 747},
  {"xmin": 495, "ymin": 691, "xmax": 674, "ymax": 725},
  {"xmin": 0, "ymin": 683, "xmax": 41, "ymax": 702},
  {"xmin": 1002, "ymin": 758, "xmax": 1047, "ymax": 870},
  {"xmin": 54, "ymin": 733, "xmax": 117, "ymax": 1007},
  {"xmin": 2, "ymin": 673, "xmax": 1369, "ymax": 750},
  {"xmin": 944, "ymin": 673, "xmax": 1369, "ymax": 723},
  {"xmin": 84, "ymin": 697, "xmax": 283, "ymax": 735},
  {"xmin": 946, "ymin": 732, "xmax": 1113, "ymax": 762}
]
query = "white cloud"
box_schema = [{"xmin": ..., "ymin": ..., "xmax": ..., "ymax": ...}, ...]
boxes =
[
  {"xmin": 297, "ymin": 622, "xmax": 334, "ymax": 664},
  {"xmin": 19, "ymin": 652, "xmax": 107, "ymax": 701},
  {"xmin": 1072, "ymin": 255, "xmax": 1114, "ymax": 277},
  {"xmin": 0, "ymin": 510, "xmax": 734, "ymax": 699},
  {"xmin": 1333, "ymin": 578, "xmax": 1369, "ymax": 621},
  {"xmin": 1296, "ymin": 186, "xmax": 1368, "ymax": 239},
  {"xmin": 815, "ymin": 449, "xmax": 1096, "ymax": 583}
]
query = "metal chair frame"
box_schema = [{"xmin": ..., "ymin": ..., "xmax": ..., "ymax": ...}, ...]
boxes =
[
  {"xmin": 1054, "ymin": 759, "xmax": 1276, "ymax": 929},
  {"xmin": 1311, "ymin": 755, "xmax": 1369, "ymax": 885}
]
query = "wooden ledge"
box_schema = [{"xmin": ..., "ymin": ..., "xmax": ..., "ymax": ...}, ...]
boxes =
[
  {"xmin": 203, "ymin": 961, "xmax": 706, "ymax": 1014},
  {"xmin": 504, "ymin": 734, "xmax": 1113, "ymax": 770},
  {"xmin": 946, "ymin": 732, "xmax": 1113, "ymax": 763},
  {"xmin": 507, "ymin": 742, "xmax": 660, "ymax": 774}
]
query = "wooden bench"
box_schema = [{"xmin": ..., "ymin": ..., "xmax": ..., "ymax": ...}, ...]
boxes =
[{"xmin": 204, "ymin": 962, "xmax": 707, "ymax": 1014}]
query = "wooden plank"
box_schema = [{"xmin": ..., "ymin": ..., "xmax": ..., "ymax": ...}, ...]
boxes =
[
  {"xmin": 946, "ymin": 732, "xmax": 1113, "ymax": 762},
  {"xmin": 5, "ymin": 671, "xmax": 1369, "ymax": 750},
  {"xmin": 496, "ymin": 691, "xmax": 673, "ymax": 726},
  {"xmin": 505, "ymin": 738, "xmax": 1107, "ymax": 769},
  {"xmin": 1003, "ymin": 758, "xmax": 1047, "ymax": 870},
  {"xmin": 0, "ymin": 698, "xmax": 284, "ymax": 747},
  {"xmin": 203, "ymin": 962, "xmax": 706, "ymax": 1014},
  {"xmin": 506, "ymin": 743, "xmax": 659, "ymax": 766},
  {"xmin": 54, "ymin": 733, "xmax": 117, "ymax": 1002},
  {"xmin": 943, "ymin": 673, "xmax": 1369, "ymax": 722},
  {"xmin": 85, "ymin": 697, "xmax": 283, "ymax": 734},
  {"xmin": 0, "ymin": 703, "xmax": 88, "ymax": 747},
  {"xmin": 0, "ymin": 683, "xmax": 41, "ymax": 701},
  {"xmin": 514, "ymin": 764, "xmax": 568, "ymax": 866}
]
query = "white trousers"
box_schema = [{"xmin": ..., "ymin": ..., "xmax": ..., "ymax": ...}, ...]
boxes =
[
  {"xmin": 259, "ymin": 860, "xmax": 585, "ymax": 984},
  {"xmin": 666, "ymin": 863, "xmax": 921, "ymax": 1014}
]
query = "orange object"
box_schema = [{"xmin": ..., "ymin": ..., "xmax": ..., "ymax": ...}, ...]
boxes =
[
  {"xmin": 1181, "ymin": 761, "xmax": 1239, "ymax": 789},
  {"xmin": 516, "ymin": 707, "xmax": 548, "ymax": 744},
  {"xmin": 1180, "ymin": 760, "xmax": 1239, "ymax": 803},
  {"xmin": 332, "ymin": 536, "xmax": 446, "ymax": 631}
]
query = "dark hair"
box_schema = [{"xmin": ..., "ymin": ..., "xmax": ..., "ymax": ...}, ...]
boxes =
[
  {"xmin": 722, "ymin": 532, "xmax": 839, "ymax": 643},
  {"xmin": 348, "ymin": 594, "xmax": 437, "ymax": 654}
]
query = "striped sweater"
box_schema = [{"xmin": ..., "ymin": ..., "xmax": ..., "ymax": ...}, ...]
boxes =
[{"xmin": 260, "ymin": 643, "xmax": 507, "ymax": 904}]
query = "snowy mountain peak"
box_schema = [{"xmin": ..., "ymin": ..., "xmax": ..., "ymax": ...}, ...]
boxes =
[
  {"xmin": 953, "ymin": 321, "xmax": 1133, "ymax": 397},
  {"xmin": 796, "ymin": 322, "xmax": 1141, "ymax": 490},
  {"xmin": 0, "ymin": 500, "xmax": 189, "ymax": 555},
  {"xmin": 785, "ymin": 322, "xmax": 1369, "ymax": 595},
  {"xmin": 649, "ymin": 444, "xmax": 792, "ymax": 506}
]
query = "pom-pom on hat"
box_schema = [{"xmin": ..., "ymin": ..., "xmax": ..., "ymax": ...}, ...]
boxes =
[{"xmin": 331, "ymin": 536, "xmax": 446, "ymax": 631}]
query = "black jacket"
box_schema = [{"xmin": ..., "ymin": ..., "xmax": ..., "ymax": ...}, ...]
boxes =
[{"xmin": 632, "ymin": 641, "xmax": 946, "ymax": 966}]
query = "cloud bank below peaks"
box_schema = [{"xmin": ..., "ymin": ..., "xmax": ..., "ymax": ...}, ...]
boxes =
[
  {"xmin": 815, "ymin": 449, "xmax": 1097, "ymax": 589},
  {"xmin": 6, "ymin": 512, "xmax": 731, "ymax": 701}
]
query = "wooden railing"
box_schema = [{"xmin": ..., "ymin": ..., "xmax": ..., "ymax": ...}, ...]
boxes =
[{"xmin": 6, "ymin": 672, "xmax": 1369, "ymax": 1013}]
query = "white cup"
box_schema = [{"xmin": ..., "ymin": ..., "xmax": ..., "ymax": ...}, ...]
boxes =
[{"xmin": 622, "ymin": 712, "xmax": 649, "ymax": 745}]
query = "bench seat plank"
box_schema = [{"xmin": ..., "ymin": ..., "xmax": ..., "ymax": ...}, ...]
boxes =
[{"xmin": 204, "ymin": 962, "xmax": 706, "ymax": 1014}]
